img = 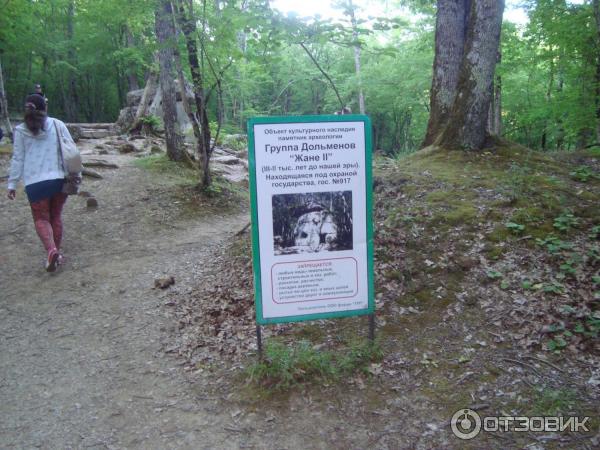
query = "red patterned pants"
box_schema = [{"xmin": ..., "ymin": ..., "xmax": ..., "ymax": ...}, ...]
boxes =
[{"xmin": 29, "ymin": 193, "xmax": 68, "ymax": 253}]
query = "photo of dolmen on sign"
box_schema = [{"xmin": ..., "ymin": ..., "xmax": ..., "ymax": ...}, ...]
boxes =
[{"xmin": 272, "ymin": 191, "xmax": 353, "ymax": 255}]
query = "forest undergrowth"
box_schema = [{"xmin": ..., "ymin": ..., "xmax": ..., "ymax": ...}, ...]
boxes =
[{"xmin": 166, "ymin": 143, "xmax": 600, "ymax": 448}]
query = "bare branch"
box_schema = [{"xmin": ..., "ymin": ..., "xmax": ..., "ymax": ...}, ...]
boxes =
[{"xmin": 299, "ymin": 42, "xmax": 344, "ymax": 109}]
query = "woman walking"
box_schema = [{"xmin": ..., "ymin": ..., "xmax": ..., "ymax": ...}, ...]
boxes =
[{"xmin": 6, "ymin": 94, "xmax": 76, "ymax": 272}]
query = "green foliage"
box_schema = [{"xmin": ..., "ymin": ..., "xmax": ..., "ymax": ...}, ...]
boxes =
[
  {"xmin": 222, "ymin": 134, "xmax": 248, "ymax": 152},
  {"xmin": 486, "ymin": 270, "xmax": 503, "ymax": 280},
  {"xmin": 501, "ymin": 1, "xmax": 599, "ymax": 150},
  {"xmin": 522, "ymin": 280, "xmax": 535, "ymax": 290},
  {"xmin": 337, "ymin": 339, "xmax": 384, "ymax": 375},
  {"xmin": 553, "ymin": 212, "xmax": 579, "ymax": 232},
  {"xmin": 506, "ymin": 221, "xmax": 525, "ymax": 234},
  {"xmin": 570, "ymin": 166, "xmax": 595, "ymax": 182},
  {"xmin": 542, "ymin": 281, "xmax": 564, "ymax": 294},
  {"xmin": 133, "ymin": 154, "xmax": 197, "ymax": 185},
  {"xmin": 0, "ymin": 0, "xmax": 154, "ymax": 121},
  {"xmin": 547, "ymin": 337, "xmax": 568, "ymax": 351},
  {"xmin": 530, "ymin": 388, "xmax": 577, "ymax": 415},
  {"xmin": 247, "ymin": 339, "xmax": 382, "ymax": 390},
  {"xmin": 140, "ymin": 114, "xmax": 161, "ymax": 130},
  {"xmin": 2, "ymin": 0, "xmax": 599, "ymax": 154},
  {"xmin": 536, "ymin": 235, "xmax": 573, "ymax": 254},
  {"xmin": 502, "ymin": 162, "xmax": 532, "ymax": 202}
]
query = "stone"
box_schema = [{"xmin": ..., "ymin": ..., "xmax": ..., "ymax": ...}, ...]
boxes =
[
  {"xmin": 455, "ymin": 255, "xmax": 479, "ymax": 270},
  {"xmin": 154, "ymin": 276, "xmax": 175, "ymax": 289},
  {"xmin": 212, "ymin": 155, "xmax": 243, "ymax": 166},
  {"xmin": 118, "ymin": 143, "xmax": 136, "ymax": 154},
  {"xmin": 82, "ymin": 130, "xmax": 113, "ymax": 139},
  {"xmin": 66, "ymin": 124, "xmax": 82, "ymax": 143},
  {"xmin": 86, "ymin": 197, "xmax": 98, "ymax": 209},
  {"xmin": 115, "ymin": 106, "xmax": 136, "ymax": 133},
  {"xmin": 126, "ymin": 89, "xmax": 144, "ymax": 107}
]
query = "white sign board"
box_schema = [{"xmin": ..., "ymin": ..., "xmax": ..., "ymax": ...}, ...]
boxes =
[{"xmin": 248, "ymin": 116, "xmax": 374, "ymax": 324}]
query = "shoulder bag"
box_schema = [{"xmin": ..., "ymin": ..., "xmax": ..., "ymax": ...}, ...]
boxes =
[{"xmin": 54, "ymin": 120, "xmax": 83, "ymax": 195}]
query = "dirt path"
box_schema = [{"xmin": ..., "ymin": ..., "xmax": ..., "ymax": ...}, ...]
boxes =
[
  {"xmin": 0, "ymin": 141, "xmax": 253, "ymax": 449},
  {"xmin": 2, "ymin": 139, "xmax": 599, "ymax": 450}
]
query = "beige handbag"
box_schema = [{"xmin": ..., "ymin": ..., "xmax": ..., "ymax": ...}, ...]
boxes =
[{"xmin": 54, "ymin": 121, "xmax": 82, "ymax": 195}]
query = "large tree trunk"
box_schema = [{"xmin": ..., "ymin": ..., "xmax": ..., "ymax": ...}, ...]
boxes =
[
  {"xmin": 174, "ymin": 0, "xmax": 212, "ymax": 188},
  {"xmin": 422, "ymin": 0, "xmax": 470, "ymax": 147},
  {"xmin": 155, "ymin": 0, "xmax": 185, "ymax": 162},
  {"xmin": 0, "ymin": 56, "xmax": 13, "ymax": 141},
  {"xmin": 435, "ymin": 0, "xmax": 505, "ymax": 150}
]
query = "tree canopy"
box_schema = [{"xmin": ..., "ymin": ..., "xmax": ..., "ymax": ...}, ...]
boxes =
[{"xmin": 1, "ymin": 0, "xmax": 598, "ymax": 154}]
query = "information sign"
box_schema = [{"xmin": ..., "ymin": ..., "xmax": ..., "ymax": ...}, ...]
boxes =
[{"xmin": 248, "ymin": 115, "xmax": 374, "ymax": 324}]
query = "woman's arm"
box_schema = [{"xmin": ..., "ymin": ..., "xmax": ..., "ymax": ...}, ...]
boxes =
[
  {"xmin": 7, "ymin": 130, "xmax": 25, "ymax": 191},
  {"xmin": 58, "ymin": 120, "xmax": 75, "ymax": 145}
]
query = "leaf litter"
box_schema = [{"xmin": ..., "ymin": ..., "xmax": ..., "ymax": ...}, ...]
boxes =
[{"xmin": 164, "ymin": 145, "xmax": 600, "ymax": 448}]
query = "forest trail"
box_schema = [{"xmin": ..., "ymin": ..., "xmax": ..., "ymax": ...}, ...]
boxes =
[
  {"xmin": 2, "ymin": 138, "xmax": 599, "ymax": 450},
  {"xmin": 0, "ymin": 139, "xmax": 254, "ymax": 449}
]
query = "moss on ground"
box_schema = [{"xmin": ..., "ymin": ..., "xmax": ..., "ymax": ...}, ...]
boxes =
[
  {"xmin": 376, "ymin": 141, "xmax": 599, "ymax": 320},
  {"xmin": 135, "ymin": 153, "xmax": 247, "ymax": 215},
  {"xmin": 134, "ymin": 154, "xmax": 198, "ymax": 185}
]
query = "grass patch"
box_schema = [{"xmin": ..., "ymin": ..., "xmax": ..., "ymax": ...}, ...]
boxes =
[
  {"xmin": 429, "ymin": 201, "xmax": 479, "ymax": 228},
  {"xmin": 135, "ymin": 153, "xmax": 247, "ymax": 214},
  {"xmin": 134, "ymin": 154, "xmax": 198, "ymax": 185},
  {"xmin": 529, "ymin": 388, "xmax": 579, "ymax": 416},
  {"xmin": 246, "ymin": 339, "xmax": 383, "ymax": 390}
]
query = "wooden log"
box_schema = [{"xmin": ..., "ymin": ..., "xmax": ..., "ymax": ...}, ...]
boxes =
[
  {"xmin": 83, "ymin": 160, "xmax": 119, "ymax": 169},
  {"xmin": 65, "ymin": 123, "xmax": 115, "ymax": 129},
  {"xmin": 82, "ymin": 168, "xmax": 103, "ymax": 179}
]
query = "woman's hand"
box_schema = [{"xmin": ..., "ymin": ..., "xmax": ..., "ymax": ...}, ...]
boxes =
[{"xmin": 7, "ymin": 190, "xmax": 16, "ymax": 200}]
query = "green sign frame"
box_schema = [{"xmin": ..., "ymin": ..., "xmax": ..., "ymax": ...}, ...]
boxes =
[{"xmin": 248, "ymin": 114, "xmax": 374, "ymax": 325}]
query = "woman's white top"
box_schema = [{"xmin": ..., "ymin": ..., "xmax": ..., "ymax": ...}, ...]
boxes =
[{"xmin": 7, "ymin": 117, "xmax": 72, "ymax": 190}]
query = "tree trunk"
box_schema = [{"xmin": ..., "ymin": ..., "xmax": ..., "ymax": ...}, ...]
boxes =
[
  {"xmin": 487, "ymin": 73, "xmax": 502, "ymax": 136},
  {"xmin": 542, "ymin": 57, "xmax": 554, "ymax": 151},
  {"xmin": 556, "ymin": 68, "xmax": 565, "ymax": 150},
  {"xmin": 348, "ymin": 0, "xmax": 365, "ymax": 114},
  {"xmin": 486, "ymin": 48, "xmax": 502, "ymax": 136},
  {"xmin": 131, "ymin": 71, "xmax": 158, "ymax": 132},
  {"xmin": 422, "ymin": 0, "xmax": 470, "ymax": 147},
  {"xmin": 594, "ymin": 0, "xmax": 600, "ymax": 143},
  {"xmin": 125, "ymin": 26, "xmax": 140, "ymax": 91},
  {"xmin": 493, "ymin": 74, "xmax": 502, "ymax": 135},
  {"xmin": 155, "ymin": 0, "xmax": 185, "ymax": 162},
  {"xmin": 174, "ymin": 0, "xmax": 212, "ymax": 188},
  {"xmin": 435, "ymin": 0, "xmax": 505, "ymax": 150},
  {"xmin": 0, "ymin": 56, "xmax": 13, "ymax": 141},
  {"xmin": 65, "ymin": 0, "xmax": 79, "ymax": 122}
]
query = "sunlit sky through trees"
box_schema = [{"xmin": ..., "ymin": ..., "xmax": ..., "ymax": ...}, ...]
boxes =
[{"xmin": 270, "ymin": 0, "xmax": 585, "ymax": 26}]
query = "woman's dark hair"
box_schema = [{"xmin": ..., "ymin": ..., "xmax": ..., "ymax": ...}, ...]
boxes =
[{"xmin": 24, "ymin": 94, "xmax": 47, "ymax": 134}]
